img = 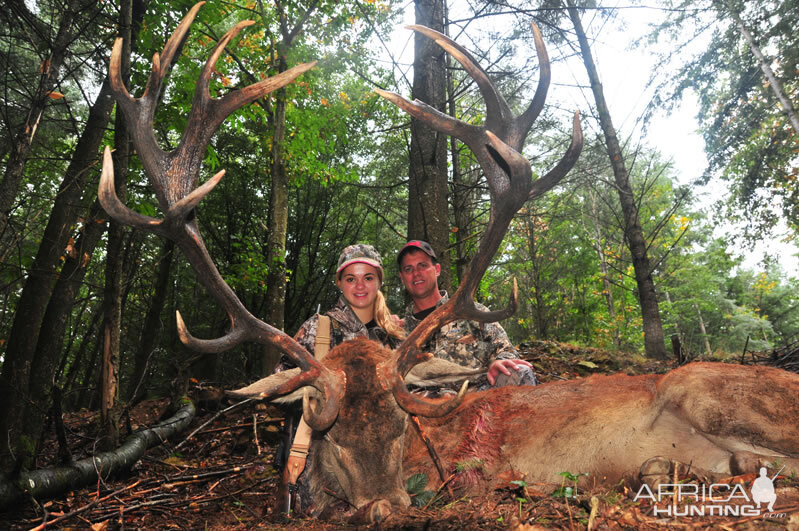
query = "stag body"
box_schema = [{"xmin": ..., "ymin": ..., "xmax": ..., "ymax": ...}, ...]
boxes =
[
  {"xmin": 404, "ymin": 362, "xmax": 799, "ymax": 491},
  {"xmin": 244, "ymin": 350, "xmax": 799, "ymax": 518}
]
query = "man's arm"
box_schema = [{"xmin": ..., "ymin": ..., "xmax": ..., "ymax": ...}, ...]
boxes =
[{"xmin": 481, "ymin": 320, "xmax": 534, "ymax": 385}]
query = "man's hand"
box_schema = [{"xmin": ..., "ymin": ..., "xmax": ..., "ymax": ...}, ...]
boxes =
[{"xmin": 487, "ymin": 359, "xmax": 533, "ymax": 386}]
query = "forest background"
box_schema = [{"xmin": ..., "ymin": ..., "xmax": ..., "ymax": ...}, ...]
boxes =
[{"xmin": 0, "ymin": 0, "xmax": 798, "ymax": 475}]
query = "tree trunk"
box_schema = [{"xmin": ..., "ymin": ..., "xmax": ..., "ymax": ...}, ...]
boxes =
[
  {"xmin": 260, "ymin": 0, "xmax": 320, "ymax": 376},
  {"xmin": 409, "ymin": 0, "xmax": 450, "ymax": 291},
  {"xmin": 99, "ymin": 0, "xmax": 132, "ymax": 451},
  {"xmin": 0, "ymin": 0, "xmax": 82, "ymax": 234},
  {"xmin": 128, "ymin": 240, "xmax": 174, "ymax": 403},
  {"xmin": 447, "ymin": 44, "xmax": 474, "ymax": 285},
  {"xmin": 524, "ymin": 213, "xmax": 549, "ymax": 339},
  {"xmin": 567, "ymin": 3, "xmax": 667, "ymax": 359},
  {"xmin": 723, "ymin": 2, "xmax": 799, "ymax": 135},
  {"xmin": 21, "ymin": 201, "xmax": 108, "ymax": 460},
  {"xmin": 0, "ymin": 71, "xmax": 116, "ymax": 477},
  {"xmin": 0, "ymin": 400, "xmax": 195, "ymax": 510},
  {"xmin": 262, "ymin": 84, "xmax": 289, "ymax": 377},
  {"xmin": 694, "ymin": 303, "xmax": 712, "ymax": 357},
  {"xmin": 77, "ymin": 336, "xmax": 103, "ymax": 411},
  {"xmin": 60, "ymin": 298, "xmax": 103, "ymax": 394}
]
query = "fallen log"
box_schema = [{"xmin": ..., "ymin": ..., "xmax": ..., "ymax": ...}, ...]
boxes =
[{"xmin": 0, "ymin": 399, "xmax": 195, "ymax": 511}]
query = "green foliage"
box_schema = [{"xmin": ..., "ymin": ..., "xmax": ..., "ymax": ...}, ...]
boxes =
[
  {"xmin": 455, "ymin": 458, "xmax": 485, "ymax": 473},
  {"xmin": 5, "ymin": 0, "xmax": 799, "ymax": 418},
  {"xmin": 551, "ymin": 470, "xmax": 588, "ymax": 499},
  {"xmin": 647, "ymin": 0, "xmax": 799, "ymax": 240},
  {"xmin": 405, "ymin": 473, "xmax": 435, "ymax": 508}
]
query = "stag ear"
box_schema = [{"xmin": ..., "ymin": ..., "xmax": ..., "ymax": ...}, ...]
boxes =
[{"xmin": 405, "ymin": 358, "xmax": 486, "ymax": 388}]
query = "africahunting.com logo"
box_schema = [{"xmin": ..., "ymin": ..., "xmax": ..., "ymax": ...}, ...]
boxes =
[{"xmin": 633, "ymin": 466, "xmax": 783, "ymax": 518}]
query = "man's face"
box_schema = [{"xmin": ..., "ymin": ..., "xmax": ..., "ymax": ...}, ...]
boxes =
[{"xmin": 399, "ymin": 249, "xmax": 440, "ymax": 301}]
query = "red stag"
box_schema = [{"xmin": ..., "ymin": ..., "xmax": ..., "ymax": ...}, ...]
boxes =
[{"xmin": 99, "ymin": 3, "xmax": 799, "ymax": 523}]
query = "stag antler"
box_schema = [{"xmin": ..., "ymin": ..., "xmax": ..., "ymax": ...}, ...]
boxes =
[
  {"xmin": 98, "ymin": 2, "xmax": 343, "ymax": 431},
  {"xmin": 378, "ymin": 24, "xmax": 583, "ymax": 411}
]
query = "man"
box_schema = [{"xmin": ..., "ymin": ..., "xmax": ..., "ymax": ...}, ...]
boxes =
[{"xmin": 398, "ymin": 240, "xmax": 538, "ymax": 389}]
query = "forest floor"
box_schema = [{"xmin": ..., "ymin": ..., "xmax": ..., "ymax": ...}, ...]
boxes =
[{"xmin": 2, "ymin": 341, "xmax": 798, "ymax": 530}]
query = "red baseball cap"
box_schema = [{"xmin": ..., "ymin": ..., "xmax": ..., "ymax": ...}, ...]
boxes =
[{"xmin": 397, "ymin": 240, "xmax": 437, "ymax": 264}]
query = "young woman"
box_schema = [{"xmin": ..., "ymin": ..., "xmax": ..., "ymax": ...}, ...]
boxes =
[
  {"xmin": 273, "ymin": 244, "xmax": 403, "ymax": 516},
  {"xmin": 292, "ymin": 243, "xmax": 404, "ymax": 354}
]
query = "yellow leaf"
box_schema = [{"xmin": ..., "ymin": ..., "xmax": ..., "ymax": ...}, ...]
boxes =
[{"xmin": 163, "ymin": 455, "xmax": 187, "ymax": 467}]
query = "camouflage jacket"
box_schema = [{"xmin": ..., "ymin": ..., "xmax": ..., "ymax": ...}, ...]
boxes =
[
  {"xmin": 404, "ymin": 290, "xmax": 519, "ymax": 370},
  {"xmin": 277, "ymin": 296, "xmax": 400, "ymax": 371}
]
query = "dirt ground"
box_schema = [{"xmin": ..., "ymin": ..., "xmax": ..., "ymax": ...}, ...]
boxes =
[{"xmin": 1, "ymin": 341, "xmax": 798, "ymax": 529}]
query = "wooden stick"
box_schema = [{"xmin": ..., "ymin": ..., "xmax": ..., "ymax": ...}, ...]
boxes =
[
  {"xmin": 410, "ymin": 415, "xmax": 454, "ymax": 499},
  {"xmin": 28, "ymin": 479, "xmax": 141, "ymax": 531}
]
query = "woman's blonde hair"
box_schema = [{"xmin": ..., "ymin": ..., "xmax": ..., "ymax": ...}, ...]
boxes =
[{"xmin": 374, "ymin": 290, "xmax": 405, "ymax": 340}]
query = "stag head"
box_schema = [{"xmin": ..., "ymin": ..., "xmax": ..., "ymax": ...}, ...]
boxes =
[{"xmin": 99, "ymin": 4, "xmax": 581, "ymax": 520}]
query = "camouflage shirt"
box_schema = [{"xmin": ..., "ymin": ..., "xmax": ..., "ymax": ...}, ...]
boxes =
[
  {"xmin": 403, "ymin": 290, "xmax": 519, "ymax": 370},
  {"xmin": 277, "ymin": 296, "xmax": 400, "ymax": 371}
]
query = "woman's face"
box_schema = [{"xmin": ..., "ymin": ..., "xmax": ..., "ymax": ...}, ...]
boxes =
[{"xmin": 337, "ymin": 263, "xmax": 381, "ymax": 312}]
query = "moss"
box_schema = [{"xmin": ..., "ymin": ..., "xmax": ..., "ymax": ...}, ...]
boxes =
[{"xmin": 14, "ymin": 434, "xmax": 36, "ymax": 471}]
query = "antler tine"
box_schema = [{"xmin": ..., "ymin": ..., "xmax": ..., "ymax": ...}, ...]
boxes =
[
  {"xmin": 98, "ymin": 146, "xmax": 164, "ymax": 231},
  {"xmin": 406, "ymin": 25, "xmax": 512, "ymax": 128},
  {"xmin": 175, "ymin": 309, "xmax": 247, "ymax": 353},
  {"xmin": 374, "ymin": 87, "xmax": 477, "ymax": 142},
  {"xmin": 529, "ymin": 111, "xmax": 583, "ymax": 200},
  {"xmin": 515, "ymin": 23, "xmax": 551, "ymax": 144},
  {"xmin": 386, "ymin": 26, "xmax": 582, "ymax": 384},
  {"xmin": 144, "ymin": 2, "xmax": 207, "ymax": 102},
  {"xmin": 101, "ymin": 3, "xmax": 345, "ymax": 431},
  {"xmin": 198, "ymin": 19, "xmax": 257, "ymax": 95}
]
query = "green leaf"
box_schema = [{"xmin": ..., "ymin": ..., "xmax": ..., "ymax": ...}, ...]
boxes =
[
  {"xmin": 577, "ymin": 360, "xmax": 598, "ymax": 369},
  {"xmin": 405, "ymin": 473, "xmax": 428, "ymax": 495},
  {"xmin": 411, "ymin": 490, "xmax": 435, "ymax": 508},
  {"xmin": 551, "ymin": 486, "xmax": 575, "ymax": 498}
]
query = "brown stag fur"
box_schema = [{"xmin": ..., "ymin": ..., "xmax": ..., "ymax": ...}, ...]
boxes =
[
  {"xmin": 403, "ymin": 362, "xmax": 799, "ymax": 493},
  {"xmin": 301, "ymin": 337, "xmax": 411, "ymax": 514},
  {"xmin": 263, "ymin": 341, "xmax": 799, "ymax": 515}
]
